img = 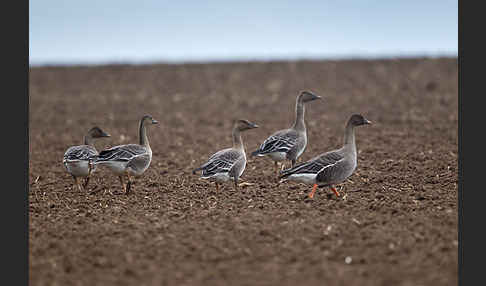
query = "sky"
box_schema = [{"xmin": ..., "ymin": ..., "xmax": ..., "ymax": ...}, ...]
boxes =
[{"xmin": 29, "ymin": 0, "xmax": 457, "ymax": 65}]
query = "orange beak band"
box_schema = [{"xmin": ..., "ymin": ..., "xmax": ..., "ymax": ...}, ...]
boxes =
[
  {"xmin": 309, "ymin": 184, "xmax": 318, "ymax": 198},
  {"xmin": 331, "ymin": 186, "xmax": 340, "ymax": 197}
]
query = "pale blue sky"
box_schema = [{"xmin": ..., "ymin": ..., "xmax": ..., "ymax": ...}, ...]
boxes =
[{"xmin": 29, "ymin": 0, "xmax": 457, "ymax": 65}]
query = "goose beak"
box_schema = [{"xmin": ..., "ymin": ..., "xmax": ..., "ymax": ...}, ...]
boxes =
[
  {"xmin": 102, "ymin": 132, "xmax": 111, "ymax": 137},
  {"xmin": 152, "ymin": 119, "xmax": 159, "ymax": 124},
  {"xmin": 313, "ymin": 95, "xmax": 322, "ymax": 100},
  {"xmin": 250, "ymin": 123, "xmax": 259, "ymax": 129},
  {"xmin": 365, "ymin": 119, "xmax": 372, "ymax": 125}
]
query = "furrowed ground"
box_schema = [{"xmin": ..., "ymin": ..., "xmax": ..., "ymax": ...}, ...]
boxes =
[{"xmin": 29, "ymin": 58, "xmax": 458, "ymax": 286}]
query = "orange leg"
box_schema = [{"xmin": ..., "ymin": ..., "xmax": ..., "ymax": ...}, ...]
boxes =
[
  {"xmin": 83, "ymin": 177, "xmax": 90, "ymax": 189},
  {"xmin": 126, "ymin": 172, "xmax": 133, "ymax": 194},
  {"xmin": 308, "ymin": 184, "xmax": 318, "ymax": 199},
  {"xmin": 73, "ymin": 176, "xmax": 83, "ymax": 192},
  {"xmin": 119, "ymin": 175, "xmax": 126, "ymax": 193},
  {"xmin": 330, "ymin": 186, "xmax": 340, "ymax": 197}
]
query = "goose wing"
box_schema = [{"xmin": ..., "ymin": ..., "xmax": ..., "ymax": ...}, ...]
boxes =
[
  {"xmin": 196, "ymin": 148, "xmax": 243, "ymax": 177},
  {"xmin": 94, "ymin": 144, "xmax": 148, "ymax": 162},
  {"xmin": 280, "ymin": 151, "xmax": 344, "ymax": 178},
  {"xmin": 253, "ymin": 129, "xmax": 299, "ymax": 155},
  {"xmin": 63, "ymin": 145, "xmax": 97, "ymax": 162}
]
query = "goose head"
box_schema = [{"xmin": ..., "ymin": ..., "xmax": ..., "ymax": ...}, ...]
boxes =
[
  {"xmin": 298, "ymin": 90, "xmax": 321, "ymax": 103},
  {"xmin": 87, "ymin": 126, "xmax": 111, "ymax": 138},
  {"xmin": 348, "ymin": 114, "xmax": 372, "ymax": 127},
  {"xmin": 234, "ymin": 119, "xmax": 259, "ymax": 132},
  {"xmin": 141, "ymin": 115, "xmax": 159, "ymax": 126}
]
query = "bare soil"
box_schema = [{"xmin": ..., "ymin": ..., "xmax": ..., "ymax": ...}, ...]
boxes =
[{"xmin": 29, "ymin": 58, "xmax": 458, "ymax": 286}]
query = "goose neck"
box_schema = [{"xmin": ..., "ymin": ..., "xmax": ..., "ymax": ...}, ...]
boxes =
[
  {"xmin": 232, "ymin": 127, "xmax": 244, "ymax": 151},
  {"xmin": 84, "ymin": 135, "xmax": 94, "ymax": 146},
  {"xmin": 139, "ymin": 121, "xmax": 150, "ymax": 147},
  {"xmin": 343, "ymin": 122, "xmax": 356, "ymax": 151},
  {"xmin": 292, "ymin": 98, "xmax": 306, "ymax": 131}
]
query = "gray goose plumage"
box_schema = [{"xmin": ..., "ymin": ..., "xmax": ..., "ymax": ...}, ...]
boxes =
[
  {"xmin": 63, "ymin": 127, "xmax": 111, "ymax": 191},
  {"xmin": 193, "ymin": 119, "xmax": 259, "ymax": 191},
  {"xmin": 251, "ymin": 91, "xmax": 321, "ymax": 176},
  {"xmin": 91, "ymin": 115, "xmax": 158, "ymax": 194},
  {"xmin": 279, "ymin": 114, "xmax": 372, "ymax": 199}
]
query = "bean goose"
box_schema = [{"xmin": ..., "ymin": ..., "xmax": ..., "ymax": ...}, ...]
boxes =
[
  {"xmin": 63, "ymin": 127, "xmax": 111, "ymax": 191},
  {"xmin": 251, "ymin": 91, "xmax": 321, "ymax": 176},
  {"xmin": 91, "ymin": 115, "xmax": 158, "ymax": 194},
  {"xmin": 193, "ymin": 119, "xmax": 259, "ymax": 191},
  {"xmin": 279, "ymin": 114, "xmax": 371, "ymax": 199}
]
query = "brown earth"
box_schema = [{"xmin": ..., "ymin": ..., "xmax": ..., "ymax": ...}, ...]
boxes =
[{"xmin": 29, "ymin": 58, "xmax": 458, "ymax": 286}]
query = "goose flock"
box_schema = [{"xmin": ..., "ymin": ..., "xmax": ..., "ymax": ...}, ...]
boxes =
[{"xmin": 63, "ymin": 91, "xmax": 371, "ymax": 198}]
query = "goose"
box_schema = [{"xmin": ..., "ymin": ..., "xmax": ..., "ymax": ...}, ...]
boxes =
[
  {"xmin": 279, "ymin": 114, "xmax": 372, "ymax": 199},
  {"xmin": 251, "ymin": 90, "xmax": 321, "ymax": 176},
  {"xmin": 192, "ymin": 119, "xmax": 259, "ymax": 191},
  {"xmin": 63, "ymin": 126, "xmax": 111, "ymax": 191},
  {"xmin": 91, "ymin": 115, "xmax": 158, "ymax": 194}
]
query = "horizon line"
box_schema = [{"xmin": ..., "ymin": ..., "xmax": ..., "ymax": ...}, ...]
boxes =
[{"xmin": 29, "ymin": 51, "xmax": 458, "ymax": 67}]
